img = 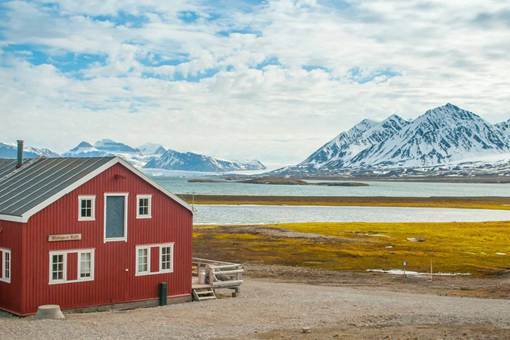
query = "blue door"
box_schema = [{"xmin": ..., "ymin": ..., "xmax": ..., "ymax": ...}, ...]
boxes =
[{"xmin": 105, "ymin": 195, "xmax": 126, "ymax": 240}]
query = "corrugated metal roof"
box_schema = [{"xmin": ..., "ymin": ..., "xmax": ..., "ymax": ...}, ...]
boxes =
[
  {"xmin": 0, "ymin": 157, "xmax": 115, "ymax": 217},
  {"xmin": 0, "ymin": 159, "xmax": 18, "ymax": 179}
]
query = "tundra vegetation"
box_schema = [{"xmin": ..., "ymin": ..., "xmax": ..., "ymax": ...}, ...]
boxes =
[{"xmin": 193, "ymin": 221, "xmax": 510, "ymax": 275}]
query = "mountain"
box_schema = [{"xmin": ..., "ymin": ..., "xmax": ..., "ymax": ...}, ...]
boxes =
[
  {"xmin": 495, "ymin": 119, "xmax": 510, "ymax": 139},
  {"xmin": 144, "ymin": 149, "xmax": 266, "ymax": 172},
  {"xmin": 94, "ymin": 139, "xmax": 139, "ymax": 153},
  {"xmin": 276, "ymin": 104, "xmax": 510, "ymax": 176},
  {"xmin": 62, "ymin": 139, "xmax": 265, "ymax": 172},
  {"xmin": 293, "ymin": 115, "xmax": 409, "ymax": 173},
  {"xmin": 64, "ymin": 141, "xmax": 110, "ymax": 157},
  {"xmin": 138, "ymin": 143, "xmax": 167, "ymax": 156},
  {"xmin": 0, "ymin": 142, "xmax": 59, "ymax": 159}
]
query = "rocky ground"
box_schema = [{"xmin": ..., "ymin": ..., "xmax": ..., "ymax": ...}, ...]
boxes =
[
  {"xmin": 1, "ymin": 277, "xmax": 509, "ymax": 339},
  {"xmin": 245, "ymin": 264, "xmax": 510, "ymax": 299}
]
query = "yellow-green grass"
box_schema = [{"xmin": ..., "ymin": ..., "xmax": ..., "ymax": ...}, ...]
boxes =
[
  {"xmin": 193, "ymin": 221, "xmax": 510, "ymax": 275},
  {"xmin": 181, "ymin": 195, "xmax": 510, "ymax": 211}
]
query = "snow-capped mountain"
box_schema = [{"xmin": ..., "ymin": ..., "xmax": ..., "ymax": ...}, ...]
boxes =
[
  {"xmin": 0, "ymin": 142, "xmax": 59, "ymax": 158},
  {"xmin": 94, "ymin": 139, "xmax": 139, "ymax": 153},
  {"xmin": 495, "ymin": 119, "xmax": 510, "ymax": 139},
  {"xmin": 292, "ymin": 114, "xmax": 410, "ymax": 173},
  {"xmin": 64, "ymin": 140, "xmax": 155, "ymax": 168},
  {"xmin": 276, "ymin": 103, "xmax": 510, "ymax": 175},
  {"xmin": 61, "ymin": 139, "xmax": 265, "ymax": 172},
  {"xmin": 64, "ymin": 141, "xmax": 110, "ymax": 157},
  {"xmin": 144, "ymin": 149, "xmax": 266, "ymax": 172},
  {"xmin": 138, "ymin": 143, "xmax": 167, "ymax": 156}
]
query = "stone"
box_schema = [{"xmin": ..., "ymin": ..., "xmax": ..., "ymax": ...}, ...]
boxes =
[{"xmin": 35, "ymin": 305, "xmax": 65, "ymax": 320}]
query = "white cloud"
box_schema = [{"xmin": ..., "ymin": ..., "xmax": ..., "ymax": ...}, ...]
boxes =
[{"xmin": 0, "ymin": 0, "xmax": 510, "ymax": 168}]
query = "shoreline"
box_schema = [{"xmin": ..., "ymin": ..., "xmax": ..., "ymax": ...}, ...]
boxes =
[{"xmin": 180, "ymin": 194, "xmax": 510, "ymax": 210}]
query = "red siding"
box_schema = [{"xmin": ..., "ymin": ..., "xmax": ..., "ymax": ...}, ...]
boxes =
[
  {"xmin": 151, "ymin": 247, "xmax": 159, "ymax": 273},
  {"xmin": 0, "ymin": 220, "xmax": 23, "ymax": 314},
  {"xmin": 1, "ymin": 163, "xmax": 192, "ymax": 315},
  {"xmin": 67, "ymin": 253, "xmax": 78, "ymax": 281}
]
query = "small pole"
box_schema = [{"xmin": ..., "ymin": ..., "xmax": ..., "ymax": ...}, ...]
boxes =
[
  {"xmin": 430, "ymin": 259, "xmax": 433, "ymax": 282},
  {"xmin": 403, "ymin": 260, "xmax": 407, "ymax": 278}
]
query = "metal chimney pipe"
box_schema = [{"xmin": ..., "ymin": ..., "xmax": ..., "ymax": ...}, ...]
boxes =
[{"xmin": 16, "ymin": 140, "xmax": 24, "ymax": 168}]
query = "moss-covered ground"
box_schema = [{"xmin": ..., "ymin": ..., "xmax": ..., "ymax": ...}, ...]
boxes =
[{"xmin": 193, "ymin": 221, "xmax": 510, "ymax": 275}]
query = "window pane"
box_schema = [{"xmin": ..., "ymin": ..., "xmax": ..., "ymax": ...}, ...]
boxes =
[
  {"xmin": 4, "ymin": 252, "xmax": 10, "ymax": 278},
  {"xmin": 105, "ymin": 196, "xmax": 125, "ymax": 238},
  {"xmin": 80, "ymin": 199, "xmax": 92, "ymax": 217},
  {"xmin": 52, "ymin": 254, "xmax": 64, "ymax": 280},
  {"xmin": 138, "ymin": 198, "xmax": 150, "ymax": 216},
  {"xmin": 137, "ymin": 248, "xmax": 148, "ymax": 273},
  {"xmin": 161, "ymin": 247, "xmax": 171, "ymax": 270},
  {"xmin": 80, "ymin": 252, "xmax": 91, "ymax": 278}
]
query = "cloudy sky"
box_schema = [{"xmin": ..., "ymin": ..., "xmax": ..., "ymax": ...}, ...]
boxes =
[{"xmin": 1, "ymin": 0, "xmax": 509, "ymax": 167}]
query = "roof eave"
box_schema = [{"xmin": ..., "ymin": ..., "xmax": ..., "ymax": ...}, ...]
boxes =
[{"xmin": 0, "ymin": 214, "xmax": 26, "ymax": 223}]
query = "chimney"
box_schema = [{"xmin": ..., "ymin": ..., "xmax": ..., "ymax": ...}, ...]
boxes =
[{"xmin": 16, "ymin": 140, "xmax": 24, "ymax": 168}]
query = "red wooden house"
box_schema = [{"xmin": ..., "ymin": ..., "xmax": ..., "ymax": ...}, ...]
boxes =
[{"xmin": 0, "ymin": 148, "xmax": 193, "ymax": 316}]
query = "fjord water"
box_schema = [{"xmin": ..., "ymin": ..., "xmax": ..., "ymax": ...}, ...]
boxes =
[
  {"xmin": 193, "ymin": 205, "xmax": 510, "ymax": 225},
  {"xmin": 152, "ymin": 176, "xmax": 510, "ymax": 197}
]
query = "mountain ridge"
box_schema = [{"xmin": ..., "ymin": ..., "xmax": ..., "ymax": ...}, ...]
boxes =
[
  {"xmin": 0, "ymin": 140, "xmax": 266, "ymax": 173},
  {"xmin": 275, "ymin": 103, "xmax": 510, "ymax": 176}
]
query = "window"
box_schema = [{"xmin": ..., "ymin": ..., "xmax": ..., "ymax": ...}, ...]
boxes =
[
  {"xmin": 51, "ymin": 254, "xmax": 65, "ymax": 283},
  {"xmin": 136, "ymin": 247, "xmax": 150, "ymax": 275},
  {"xmin": 79, "ymin": 252, "xmax": 92, "ymax": 279},
  {"xmin": 136, "ymin": 195, "xmax": 152, "ymax": 219},
  {"xmin": 160, "ymin": 245, "xmax": 173, "ymax": 273},
  {"xmin": 49, "ymin": 249, "xmax": 95, "ymax": 284},
  {"xmin": 104, "ymin": 193, "xmax": 128, "ymax": 242},
  {"xmin": 136, "ymin": 243, "xmax": 174, "ymax": 276},
  {"xmin": 0, "ymin": 248, "xmax": 11, "ymax": 283},
  {"xmin": 78, "ymin": 195, "xmax": 96, "ymax": 221}
]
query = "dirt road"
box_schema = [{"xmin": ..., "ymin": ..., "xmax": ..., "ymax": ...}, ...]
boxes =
[{"xmin": 1, "ymin": 279, "xmax": 509, "ymax": 339}]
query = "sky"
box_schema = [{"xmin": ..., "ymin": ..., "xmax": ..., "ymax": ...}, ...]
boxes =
[{"xmin": 1, "ymin": 0, "xmax": 510, "ymax": 168}]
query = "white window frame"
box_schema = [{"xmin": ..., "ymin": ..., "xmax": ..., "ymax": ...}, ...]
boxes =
[
  {"xmin": 78, "ymin": 195, "xmax": 96, "ymax": 221},
  {"xmin": 49, "ymin": 249, "xmax": 95, "ymax": 285},
  {"xmin": 159, "ymin": 244, "xmax": 174, "ymax": 273},
  {"xmin": 77, "ymin": 250, "xmax": 95, "ymax": 282},
  {"xmin": 135, "ymin": 243, "xmax": 174, "ymax": 276},
  {"xmin": 49, "ymin": 251, "xmax": 67, "ymax": 284},
  {"xmin": 0, "ymin": 248, "xmax": 11, "ymax": 283},
  {"xmin": 136, "ymin": 194, "xmax": 152, "ymax": 219},
  {"xmin": 135, "ymin": 245, "xmax": 151, "ymax": 276},
  {"xmin": 104, "ymin": 193, "xmax": 129, "ymax": 243}
]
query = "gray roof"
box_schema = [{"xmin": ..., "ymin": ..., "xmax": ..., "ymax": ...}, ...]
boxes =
[
  {"xmin": 0, "ymin": 157, "xmax": 115, "ymax": 217},
  {"xmin": 0, "ymin": 159, "xmax": 18, "ymax": 179}
]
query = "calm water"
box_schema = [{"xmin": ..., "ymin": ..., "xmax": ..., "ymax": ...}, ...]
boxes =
[
  {"xmin": 193, "ymin": 205, "xmax": 510, "ymax": 225},
  {"xmin": 152, "ymin": 176, "xmax": 510, "ymax": 197}
]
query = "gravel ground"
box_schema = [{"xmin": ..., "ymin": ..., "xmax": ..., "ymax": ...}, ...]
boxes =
[{"xmin": 1, "ymin": 279, "xmax": 510, "ymax": 339}]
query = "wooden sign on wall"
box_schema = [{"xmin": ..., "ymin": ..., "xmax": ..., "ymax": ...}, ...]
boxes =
[{"xmin": 48, "ymin": 234, "xmax": 82, "ymax": 242}]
